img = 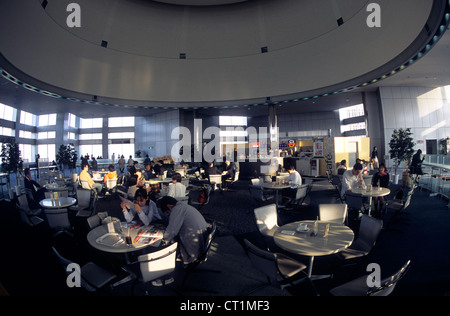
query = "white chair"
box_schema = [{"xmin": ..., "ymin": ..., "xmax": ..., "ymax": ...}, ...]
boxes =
[
  {"xmin": 80, "ymin": 179, "xmax": 91, "ymax": 190},
  {"xmin": 254, "ymin": 204, "xmax": 279, "ymax": 237},
  {"xmin": 209, "ymin": 174, "xmax": 222, "ymax": 191},
  {"xmin": 52, "ymin": 246, "xmax": 117, "ymax": 292},
  {"xmin": 330, "ymin": 260, "xmax": 411, "ymax": 296},
  {"xmin": 69, "ymin": 188, "xmax": 93, "ymax": 217},
  {"xmin": 318, "ymin": 204, "xmax": 348, "ymax": 225},
  {"xmin": 45, "ymin": 208, "xmax": 71, "ymax": 231},
  {"xmin": 106, "ymin": 178, "xmax": 117, "ymax": 193},
  {"xmin": 16, "ymin": 194, "xmax": 44, "ymax": 227},
  {"xmin": 251, "ymin": 178, "xmax": 261, "ymax": 186},
  {"xmin": 129, "ymin": 242, "xmax": 178, "ymax": 295}
]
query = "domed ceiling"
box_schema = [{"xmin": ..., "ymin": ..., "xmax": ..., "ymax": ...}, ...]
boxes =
[{"xmin": 0, "ymin": 0, "xmax": 449, "ymax": 110}]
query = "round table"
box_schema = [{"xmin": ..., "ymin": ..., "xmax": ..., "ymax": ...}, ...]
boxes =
[
  {"xmin": 261, "ymin": 182, "xmax": 291, "ymax": 209},
  {"xmin": 352, "ymin": 187, "xmax": 391, "ymax": 215},
  {"xmin": 39, "ymin": 197, "xmax": 76, "ymax": 209},
  {"xmin": 274, "ymin": 220, "xmax": 354, "ymax": 278},
  {"xmin": 87, "ymin": 223, "xmax": 164, "ymax": 254}
]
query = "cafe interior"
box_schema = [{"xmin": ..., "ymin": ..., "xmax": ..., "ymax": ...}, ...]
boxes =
[{"xmin": 1, "ymin": 0, "xmax": 450, "ymax": 298}]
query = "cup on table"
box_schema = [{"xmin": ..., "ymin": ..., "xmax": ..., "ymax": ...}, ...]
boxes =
[
  {"xmin": 366, "ymin": 184, "xmax": 372, "ymax": 192},
  {"xmin": 297, "ymin": 223, "xmax": 308, "ymax": 232}
]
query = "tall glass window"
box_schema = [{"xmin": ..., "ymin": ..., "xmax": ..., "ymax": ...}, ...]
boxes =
[
  {"xmin": 38, "ymin": 113, "xmax": 57, "ymax": 126},
  {"xmin": 108, "ymin": 117, "xmax": 135, "ymax": 127},
  {"xmin": 0, "ymin": 103, "xmax": 16, "ymax": 121},
  {"xmin": 20, "ymin": 110, "xmax": 36, "ymax": 126},
  {"xmin": 80, "ymin": 118, "xmax": 102, "ymax": 129}
]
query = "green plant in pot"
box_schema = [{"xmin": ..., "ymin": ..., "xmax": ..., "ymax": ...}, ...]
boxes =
[
  {"xmin": 56, "ymin": 143, "xmax": 77, "ymax": 176},
  {"xmin": 388, "ymin": 128, "xmax": 415, "ymax": 176},
  {"xmin": 0, "ymin": 140, "xmax": 24, "ymax": 196}
]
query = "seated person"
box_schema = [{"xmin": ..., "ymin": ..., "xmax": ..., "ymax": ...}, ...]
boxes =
[
  {"xmin": 79, "ymin": 162, "xmax": 103, "ymax": 195},
  {"xmin": 153, "ymin": 160, "xmax": 166, "ymax": 178},
  {"xmin": 341, "ymin": 163, "xmax": 365, "ymax": 199},
  {"xmin": 143, "ymin": 163, "xmax": 156, "ymax": 180},
  {"xmin": 282, "ymin": 164, "xmax": 303, "ymax": 203},
  {"xmin": 104, "ymin": 164, "xmax": 117, "ymax": 184},
  {"xmin": 126, "ymin": 175, "xmax": 140, "ymax": 200},
  {"xmin": 221, "ymin": 160, "xmax": 236, "ymax": 188},
  {"xmin": 372, "ymin": 163, "xmax": 389, "ymax": 212},
  {"xmin": 159, "ymin": 196, "xmax": 208, "ymax": 264},
  {"xmin": 336, "ymin": 160, "xmax": 347, "ymax": 175},
  {"xmin": 206, "ymin": 162, "xmax": 221, "ymax": 177},
  {"xmin": 129, "ymin": 161, "xmax": 139, "ymax": 176},
  {"xmin": 121, "ymin": 188, "xmax": 162, "ymax": 226},
  {"xmin": 23, "ymin": 167, "xmax": 47, "ymax": 208},
  {"xmin": 167, "ymin": 172, "xmax": 187, "ymax": 198}
]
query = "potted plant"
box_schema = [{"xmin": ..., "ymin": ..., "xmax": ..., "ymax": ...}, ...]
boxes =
[
  {"xmin": 388, "ymin": 128, "xmax": 415, "ymax": 183},
  {"xmin": 56, "ymin": 143, "xmax": 77, "ymax": 176},
  {"xmin": 0, "ymin": 140, "xmax": 24, "ymax": 197}
]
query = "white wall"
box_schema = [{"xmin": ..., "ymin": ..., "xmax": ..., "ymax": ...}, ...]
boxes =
[{"xmin": 380, "ymin": 86, "xmax": 450, "ymax": 166}]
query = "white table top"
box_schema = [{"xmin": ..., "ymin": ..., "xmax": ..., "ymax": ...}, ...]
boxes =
[
  {"xmin": 87, "ymin": 223, "xmax": 164, "ymax": 254},
  {"xmin": 352, "ymin": 187, "xmax": 390, "ymax": 197},
  {"xmin": 44, "ymin": 184, "xmax": 68, "ymax": 191},
  {"xmin": 39, "ymin": 197, "xmax": 76, "ymax": 209},
  {"xmin": 274, "ymin": 220, "xmax": 354, "ymax": 257}
]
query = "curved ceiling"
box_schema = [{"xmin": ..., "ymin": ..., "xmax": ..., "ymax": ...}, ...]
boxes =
[{"xmin": 0, "ymin": 0, "xmax": 449, "ymax": 110}]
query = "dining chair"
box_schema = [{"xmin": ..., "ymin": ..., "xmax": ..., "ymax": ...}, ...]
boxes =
[
  {"xmin": 52, "ymin": 246, "xmax": 118, "ymax": 293},
  {"xmin": 243, "ymin": 239, "xmax": 307, "ymax": 294},
  {"xmin": 345, "ymin": 191, "xmax": 367, "ymax": 217},
  {"xmin": 80, "ymin": 179, "xmax": 91, "ymax": 190},
  {"xmin": 86, "ymin": 214, "xmax": 102, "ymax": 230},
  {"xmin": 129, "ymin": 242, "xmax": 179, "ymax": 295},
  {"xmin": 254, "ymin": 204, "xmax": 279, "ymax": 237},
  {"xmin": 209, "ymin": 174, "xmax": 222, "ymax": 191},
  {"xmin": 45, "ymin": 208, "xmax": 71, "ymax": 231},
  {"xmin": 106, "ymin": 178, "xmax": 117, "ymax": 191},
  {"xmin": 336, "ymin": 214, "xmax": 383, "ymax": 261},
  {"xmin": 189, "ymin": 184, "xmax": 212, "ymax": 211},
  {"xmin": 16, "ymin": 196, "xmax": 44, "ymax": 227},
  {"xmin": 330, "ymin": 260, "xmax": 411, "ymax": 296},
  {"xmin": 180, "ymin": 222, "xmax": 220, "ymax": 293},
  {"xmin": 249, "ymin": 185, "xmax": 274, "ymax": 205},
  {"xmin": 69, "ymin": 188, "xmax": 94, "ymax": 217},
  {"xmin": 318, "ymin": 203, "xmax": 348, "ymax": 225}
]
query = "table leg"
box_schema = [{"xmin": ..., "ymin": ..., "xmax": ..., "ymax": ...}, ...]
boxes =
[
  {"xmin": 308, "ymin": 256, "xmax": 333, "ymax": 281},
  {"xmin": 368, "ymin": 196, "xmax": 373, "ymax": 216}
]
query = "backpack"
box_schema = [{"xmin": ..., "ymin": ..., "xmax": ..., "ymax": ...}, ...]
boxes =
[{"xmin": 197, "ymin": 189, "xmax": 207, "ymax": 204}]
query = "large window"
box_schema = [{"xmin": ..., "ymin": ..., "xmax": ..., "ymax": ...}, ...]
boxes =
[
  {"xmin": 339, "ymin": 104, "xmax": 367, "ymax": 134},
  {"xmin": 219, "ymin": 116, "xmax": 247, "ymax": 126},
  {"xmin": 108, "ymin": 144, "xmax": 134, "ymax": 160},
  {"xmin": 38, "ymin": 113, "xmax": 57, "ymax": 126},
  {"xmin": 80, "ymin": 118, "xmax": 102, "ymax": 129},
  {"xmin": 0, "ymin": 103, "xmax": 16, "ymax": 121},
  {"xmin": 108, "ymin": 117, "xmax": 135, "ymax": 127},
  {"xmin": 19, "ymin": 130, "xmax": 35, "ymax": 139},
  {"xmin": 68, "ymin": 113, "xmax": 77, "ymax": 128},
  {"xmin": 38, "ymin": 144, "xmax": 56, "ymax": 162},
  {"xmin": 0, "ymin": 127, "xmax": 13, "ymax": 136},
  {"xmin": 79, "ymin": 133, "xmax": 102, "ymax": 140},
  {"xmin": 79, "ymin": 144, "xmax": 103, "ymax": 159},
  {"xmin": 37, "ymin": 131, "xmax": 56, "ymax": 139},
  {"xmin": 20, "ymin": 110, "xmax": 36, "ymax": 126},
  {"xmin": 19, "ymin": 144, "xmax": 33, "ymax": 163},
  {"xmin": 108, "ymin": 132, "xmax": 135, "ymax": 139}
]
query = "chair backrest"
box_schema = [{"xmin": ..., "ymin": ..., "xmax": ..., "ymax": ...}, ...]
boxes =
[
  {"xmin": 76, "ymin": 188, "xmax": 92, "ymax": 210},
  {"xmin": 357, "ymin": 215, "xmax": 383, "ymax": 251},
  {"xmin": 244, "ymin": 239, "xmax": 278, "ymax": 284},
  {"xmin": 345, "ymin": 191, "xmax": 363, "ymax": 210},
  {"xmin": 86, "ymin": 214, "xmax": 102, "ymax": 230},
  {"xmin": 368, "ymin": 260, "xmax": 411, "ymax": 296},
  {"xmin": 181, "ymin": 178, "xmax": 189, "ymax": 188},
  {"xmin": 209, "ymin": 174, "xmax": 222, "ymax": 185},
  {"xmin": 319, "ymin": 204, "xmax": 348, "ymax": 225},
  {"xmin": 249, "ymin": 185, "xmax": 265, "ymax": 201},
  {"xmin": 195, "ymin": 222, "xmax": 217, "ymax": 265},
  {"xmin": 106, "ymin": 178, "xmax": 117, "ymax": 189},
  {"xmin": 331, "ymin": 175, "xmax": 342, "ymax": 185},
  {"xmin": 233, "ymin": 171, "xmax": 240, "ymax": 182},
  {"xmin": 294, "ymin": 184, "xmax": 309, "ymax": 200},
  {"xmin": 137, "ymin": 242, "xmax": 178, "ymax": 283},
  {"xmin": 80, "ymin": 179, "xmax": 91, "ymax": 190},
  {"xmin": 251, "ymin": 178, "xmax": 261, "ymax": 186},
  {"xmin": 254, "ymin": 204, "xmax": 278, "ymax": 235},
  {"xmin": 17, "ymin": 194, "xmax": 30, "ymax": 211},
  {"xmin": 45, "ymin": 208, "xmax": 71, "ymax": 230}
]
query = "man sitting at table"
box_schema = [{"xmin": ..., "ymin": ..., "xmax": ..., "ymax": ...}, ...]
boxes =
[
  {"xmin": 121, "ymin": 188, "xmax": 162, "ymax": 226},
  {"xmin": 281, "ymin": 164, "xmax": 303, "ymax": 205},
  {"xmin": 341, "ymin": 162, "xmax": 365, "ymax": 199},
  {"xmin": 143, "ymin": 163, "xmax": 156, "ymax": 180},
  {"xmin": 167, "ymin": 172, "xmax": 186, "ymax": 198},
  {"xmin": 79, "ymin": 162, "xmax": 103, "ymax": 195},
  {"xmin": 159, "ymin": 196, "xmax": 208, "ymax": 264},
  {"xmin": 24, "ymin": 167, "xmax": 47, "ymax": 208}
]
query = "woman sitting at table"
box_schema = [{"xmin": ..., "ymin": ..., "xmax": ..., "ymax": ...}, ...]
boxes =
[
  {"xmin": 159, "ymin": 196, "xmax": 208, "ymax": 264},
  {"xmin": 372, "ymin": 163, "xmax": 389, "ymax": 213},
  {"xmin": 167, "ymin": 172, "xmax": 186, "ymax": 198},
  {"xmin": 126, "ymin": 175, "xmax": 140, "ymax": 200},
  {"xmin": 121, "ymin": 188, "xmax": 162, "ymax": 226},
  {"xmin": 103, "ymin": 164, "xmax": 117, "ymax": 184}
]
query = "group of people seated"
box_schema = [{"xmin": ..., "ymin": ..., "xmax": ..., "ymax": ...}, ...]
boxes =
[{"xmin": 340, "ymin": 160, "xmax": 390, "ymax": 213}]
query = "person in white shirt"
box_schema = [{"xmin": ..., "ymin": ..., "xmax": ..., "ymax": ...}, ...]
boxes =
[
  {"xmin": 121, "ymin": 188, "xmax": 162, "ymax": 226},
  {"xmin": 341, "ymin": 163, "xmax": 365, "ymax": 199},
  {"xmin": 287, "ymin": 164, "xmax": 302, "ymax": 187},
  {"xmin": 167, "ymin": 172, "xmax": 187, "ymax": 198}
]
